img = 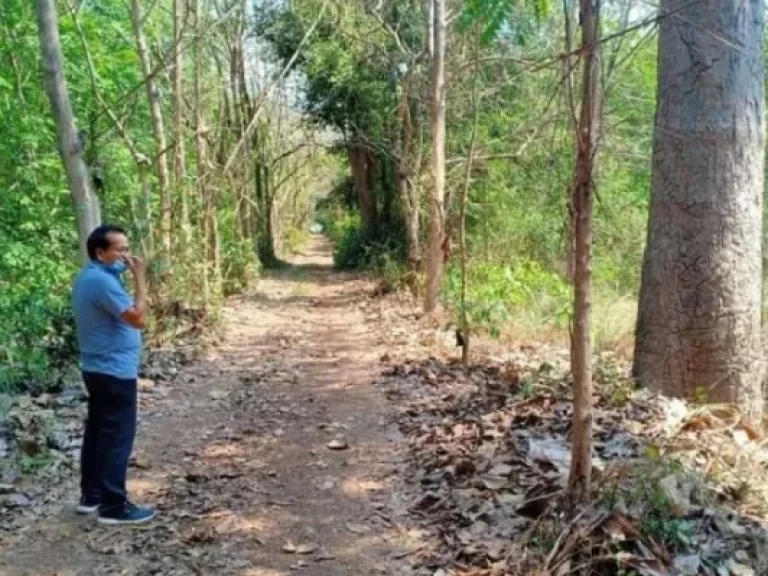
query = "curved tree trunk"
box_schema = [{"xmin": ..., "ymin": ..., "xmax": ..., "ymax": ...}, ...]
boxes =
[
  {"xmin": 634, "ymin": 0, "xmax": 764, "ymax": 423},
  {"xmin": 36, "ymin": 0, "xmax": 101, "ymax": 263}
]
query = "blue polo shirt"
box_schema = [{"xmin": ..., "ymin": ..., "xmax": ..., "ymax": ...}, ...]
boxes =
[{"xmin": 72, "ymin": 262, "xmax": 142, "ymax": 379}]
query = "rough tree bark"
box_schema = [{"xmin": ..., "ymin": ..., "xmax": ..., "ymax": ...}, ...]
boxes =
[
  {"xmin": 568, "ymin": 0, "xmax": 601, "ymax": 502},
  {"xmin": 131, "ymin": 0, "xmax": 171, "ymax": 259},
  {"xmin": 36, "ymin": 0, "xmax": 101, "ymax": 263},
  {"xmin": 634, "ymin": 0, "xmax": 764, "ymax": 424},
  {"xmin": 424, "ymin": 0, "xmax": 446, "ymax": 313}
]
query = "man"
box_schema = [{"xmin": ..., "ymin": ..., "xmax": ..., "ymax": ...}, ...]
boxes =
[{"xmin": 72, "ymin": 224, "xmax": 155, "ymax": 525}]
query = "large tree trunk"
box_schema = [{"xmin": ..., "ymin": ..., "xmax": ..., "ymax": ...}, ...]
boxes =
[
  {"xmin": 36, "ymin": 0, "xmax": 101, "ymax": 263},
  {"xmin": 634, "ymin": 0, "xmax": 764, "ymax": 424},
  {"xmin": 568, "ymin": 0, "xmax": 602, "ymax": 503},
  {"xmin": 424, "ymin": 0, "xmax": 446, "ymax": 313},
  {"xmin": 130, "ymin": 0, "xmax": 171, "ymax": 260}
]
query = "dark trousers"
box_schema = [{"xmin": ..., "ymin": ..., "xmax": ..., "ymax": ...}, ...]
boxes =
[{"xmin": 80, "ymin": 372, "xmax": 137, "ymax": 512}]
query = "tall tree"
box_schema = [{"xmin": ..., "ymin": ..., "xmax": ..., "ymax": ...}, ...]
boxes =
[
  {"xmin": 424, "ymin": 0, "xmax": 447, "ymax": 313},
  {"xmin": 36, "ymin": 0, "xmax": 101, "ymax": 262},
  {"xmin": 567, "ymin": 0, "xmax": 601, "ymax": 502},
  {"xmin": 131, "ymin": 0, "xmax": 171, "ymax": 259},
  {"xmin": 634, "ymin": 0, "xmax": 765, "ymax": 423}
]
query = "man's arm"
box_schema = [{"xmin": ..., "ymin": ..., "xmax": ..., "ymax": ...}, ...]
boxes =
[{"xmin": 120, "ymin": 256, "xmax": 147, "ymax": 329}]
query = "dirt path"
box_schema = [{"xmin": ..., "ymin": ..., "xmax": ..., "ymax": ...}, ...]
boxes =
[{"xmin": 0, "ymin": 237, "xmax": 417, "ymax": 576}]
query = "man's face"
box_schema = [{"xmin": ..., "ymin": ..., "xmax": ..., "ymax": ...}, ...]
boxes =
[{"xmin": 96, "ymin": 232, "xmax": 130, "ymax": 265}]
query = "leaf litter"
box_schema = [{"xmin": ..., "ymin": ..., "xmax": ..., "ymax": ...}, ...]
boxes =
[{"xmin": 374, "ymin": 347, "xmax": 768, "ymax": 576}]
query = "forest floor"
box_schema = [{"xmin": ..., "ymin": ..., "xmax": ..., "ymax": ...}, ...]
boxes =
[{"xmin": 2, "ymin": 235, "xmax": 768, "ymax": 576}]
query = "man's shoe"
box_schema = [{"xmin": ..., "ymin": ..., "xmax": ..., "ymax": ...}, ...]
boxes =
[
  {"xmin": 76, "ymin": 496, "xmax": 100, "ymax": 515},
  {"xmin": 97, "ymin": 502, "xmax": 156, "ymax": 525}
]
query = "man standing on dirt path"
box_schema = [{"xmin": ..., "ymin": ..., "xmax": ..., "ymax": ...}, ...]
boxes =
[{"xmin": 71, "ymin": 224, "xmax": 156, "ymax": 525}]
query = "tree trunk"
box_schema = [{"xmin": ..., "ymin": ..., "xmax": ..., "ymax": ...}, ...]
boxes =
[
  {"xmin": 348, "ymin": 144, "xmax": 377, "ymax": 231},
  {"xmin": 562, "ymin": 0, "xmax": 579, "ymax": 283},
  {"xmin": 36, "ymin": 0, "xmax": 101, "ymax": 263},
  {"xmin": 634, "ymin": 0, "xmax": 764, "ymax": 424},
  {"xmin": 568, "ymin": 0, "xmax": 601, "ymax": 503},
  {"xmin": 424, "ymin": 0, "xmax": 446, "ymax": 313},
  {"xmin": 130, "ymin": 0, "xmax": 171, "ymax": 260},
  {"xmin": 174, "ymin": 0, "xmax": 190, "ymax": 256},
  {"xmin": 173, "ymin": 0, "xmax": 186, "ymax": 184},
  {"xmin": 459, "ymin": 29, "xmax": 481, "ymax": 366},
  {"xmin": 194, "ymin": 0, "xmax": 208, "ymax": 304},
  {"xmin": 396, "ymin": 72, "xmax": 421, "ymax": 271}
]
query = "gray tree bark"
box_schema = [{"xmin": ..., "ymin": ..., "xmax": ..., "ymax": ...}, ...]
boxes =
[
  {"xmin": 634, "ymin": 0, "xmax": 765, "ymax": 423},
  {"xmin": 424, "ymin": 0, "xmax": 446, "ymax": 313},
  {"xmin": 36, "ymin": 0, "xmax": 101, "ymax": 263}
]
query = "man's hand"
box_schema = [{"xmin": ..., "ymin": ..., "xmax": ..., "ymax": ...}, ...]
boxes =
[
  {"xmin": 121, "ymin": 255, "xmax": 148, "ymax": 329},
  {"xmin": 125, "ymin": 255, "xmax": 147, "ymax": 279}
]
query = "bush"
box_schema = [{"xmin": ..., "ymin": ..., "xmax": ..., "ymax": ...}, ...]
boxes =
[
  {"xmin": 318, "ymin": 201, "xmax": 407, "ymax": 271},
  {"xmin": 0, "ymin": 243, "xmax": 79, "ymax": 393}
]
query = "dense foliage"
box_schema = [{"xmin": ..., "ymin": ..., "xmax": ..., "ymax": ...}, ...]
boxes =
[
  {"xmin": 0, "ymin": 0, "xmax": 323, "ymax": 392},
  {"xmin": 259, "ymin": 0, "xmax": 656, "ymax": 346}
]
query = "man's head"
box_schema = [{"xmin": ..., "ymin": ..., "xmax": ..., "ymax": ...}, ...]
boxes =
[{"xmin": 87, "ymin": 224, "xmax": 130, "ymax": 265}]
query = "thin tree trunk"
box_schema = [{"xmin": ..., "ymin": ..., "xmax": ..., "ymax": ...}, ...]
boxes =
[
  {"xmin": 634, "ymin": 0, "xmax": 764, "ymax": 423},
  {"xmin": 194, "ymin": 0, "xmax": 208, "ymax": 306},
  {"xmin": 174, "ymin": 0, "xmax": 186, "ymax": 184},
  {"xmin": 459, "ymin": 29, "xmax": 481, "ymax": 365},
  {"xmin": 424, "ymin": 0, "xmax": 446, "ymax": 313},
  {"xmin": 568, "ymin": 0, "xmax": 601, "ymax": 503},
  {"xmin": 562, "ymin": 0, "xmax": 578, "ymax": 283},
  {"xmin": 36, "ymin": 0, "xmax": 101, "ymax": 263},
  {"xmin": 396, "ymin": 72, "xmax": 421, "ymax": 271},
  {"xmin": 130, "ymin": 0, "xmax": 171, "ymax": 261},
  {"xmin": 174, "ymin": 0, "xmax": 190, "ymax": 256}
]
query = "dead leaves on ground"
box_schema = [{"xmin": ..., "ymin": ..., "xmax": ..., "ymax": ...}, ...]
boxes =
[{"xmin": 376, "ymin": 355, "xmax": 768, "ymax": 576}]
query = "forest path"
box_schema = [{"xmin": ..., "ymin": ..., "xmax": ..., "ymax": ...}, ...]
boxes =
[{"xmin": 0, "ymin": 235, "xmax": 415, "ymax": 576}]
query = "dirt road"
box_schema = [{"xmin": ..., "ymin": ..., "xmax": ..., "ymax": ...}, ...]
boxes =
[{"xmin": 0, "ymin": 237, "xmax": 416, "ymax": 576}]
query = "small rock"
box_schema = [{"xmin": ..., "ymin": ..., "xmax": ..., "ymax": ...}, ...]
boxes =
[
  {"xmin": 47, "ymin": 430, "xmax": 71, "ymax": 451},
  {"xmin": 734, "ymin": 551, "xmax": 750, "ymax": 563},
  {"xmin": 674, "ymin": 554, "xmax": 701, "ymax": 576},
  {"xmin": 659, "ymin": 474, "xmax": 694, "ymax": 517},
  {"xmin": 728, "ymin": 560, "xmax": 755, "ymax": 576},
  {"xmin": 138, "ymin": 379, "xmax": 155, "ymax": 392},
  {"xmin": 4, "ymin": 493, "xmax": 32, "ymax": 508},
  {"xmin": 327, "ymin": 439, "xmax": 348, "ymax": 451}
]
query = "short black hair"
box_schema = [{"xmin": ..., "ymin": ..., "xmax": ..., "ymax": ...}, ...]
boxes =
[{"xmin": 86, "ymin": 224, "xmax": 126, "ymax": 260}]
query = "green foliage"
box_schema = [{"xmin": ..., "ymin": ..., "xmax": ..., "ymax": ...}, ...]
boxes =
[
  {"xmin": 320, "ymin": 209, "xmax": 406, "ymax": 271},
  {"xmin": 445, "ymin": 261, "xmax": 571, "ymax": 338},
  {"xmin": 1, "ymin": 0, "xmax": 318, "ymax": 392},
  {"xmin": 459, "ymin": 0, "xmax": 551, "ymax": 44},
  {"xmin": 601, "ymin": 460, "xmax": 700, "ymax": 552}
]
